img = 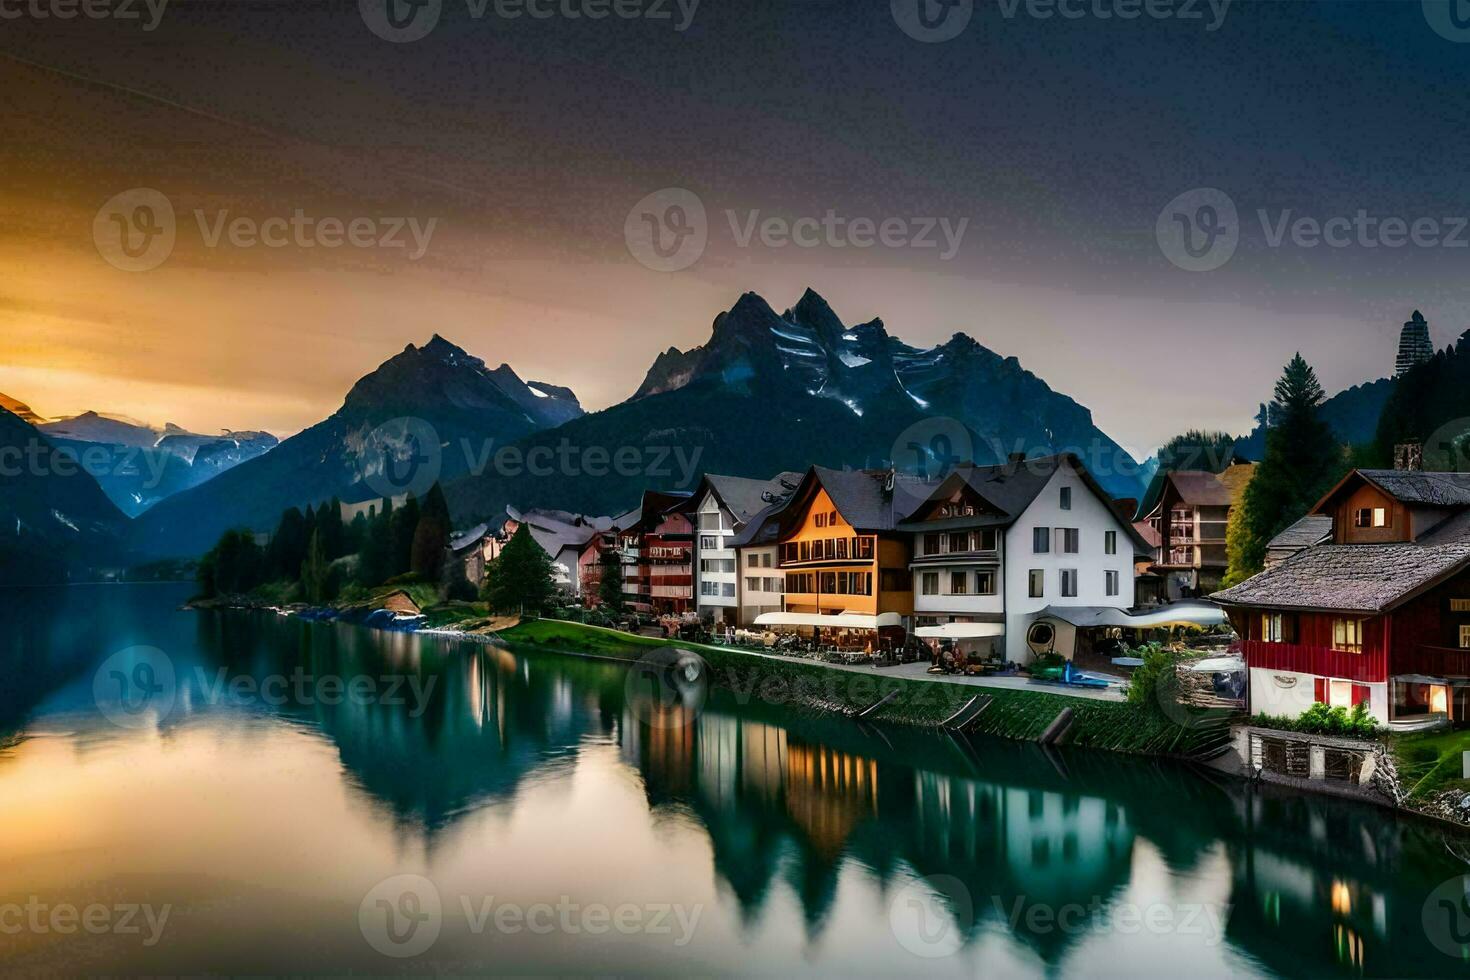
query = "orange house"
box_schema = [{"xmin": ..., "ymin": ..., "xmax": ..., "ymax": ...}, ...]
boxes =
[{"xmin": 757, "ymin": 467, "xmax": 914, "ymax": 644}]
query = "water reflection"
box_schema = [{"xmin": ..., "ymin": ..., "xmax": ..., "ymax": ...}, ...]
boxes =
[{"xmin": 1, "ymin": 585, "xmax": 1467, "ymax": 977}]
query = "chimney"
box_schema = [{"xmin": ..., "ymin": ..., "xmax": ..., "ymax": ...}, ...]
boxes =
[{"xmin": 1395, "ymin": 442, "xmax": 1424, "ymax": 472}]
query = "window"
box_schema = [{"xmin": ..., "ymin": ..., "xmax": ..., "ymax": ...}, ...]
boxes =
[
  {"xmin": 1333, "ymin": 618, "xmax": 1364, "ymax": 653},
  {"xmin": 855, "ymin": 537, "xmax": 874, "ymax": 560},
  {"xmin": 923, "ymin": 532, "xmax": 941, "ymax": 555},
  {"xmin": 949, "ymin": 532, "xmax": 969, "ymax": 553},
  {"xmin": 747, "ymin": 553, "xmax": 758, "ymax": 568},
  {"xmin": 1060, "ymin": 569, "xmax": 1078, "ymax": 598},
  {"xmin": 828, "ymin": 511, "xmax": 838, "ymax": 526},
  {"xmin": 761, "ymin": 553, "xmax": 773, "ymax": 568},
  {"xmin": 1105, "ymin": 570, "xmax": 1119, "ymax": 597},
  {"xmin": 976, "ymin": 570, "xmax": 997, "ymax": 595},
  {"xmin": 1105, "ymin": 531, "xmax": 1117, "ymax": 556},
  {"xmin": 745, "ymin": 577, "xmax": 760, "ymax": 592},
  {"xmin": 722, "ymin": 583, "xmax": 736, "ymax": 598},
  {"xmin": 814, "ymin": 513, "xmax": 826, "ymax": 528},
  {"xmin": 1353, "ymin": 507, "xmax": 1388, "ymax": 529},
  {"xmin": 921, "ymin": 572, "xmax": 939, "ymax": 595},
  {"xmin": 1461, "ymin": 625, "xmax": 1470, "ymax": 650},
  {"xmin": 977, "ymin": 528, "xmax": 998, "ymax": 552},
  {"xmin": 950, "ymin": 571, "xmax": 969, "ymax": 595},
  {"xmin": 1060, "ymin": 486, "xmax": 1072, "ymax": 510},
  {"xmin": 1033, "ymin": 527, "xmax": 1050, "ymax": 553},
  {"xmin": 1262, "ymin": 613, "xmax": 1285, "ymax": 643},
  {"xmin": 1029, "ymin": 570, "xmax": 1045, "ymax": 598},
  {"xmin": 1059, "ymin": 528, "xmax": 1079, "ymax": 554}
]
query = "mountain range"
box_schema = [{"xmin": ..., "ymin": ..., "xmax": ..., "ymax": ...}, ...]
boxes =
[{"xmin": 127, "ymin": 336, "xmax": 585, "ymax": 557}]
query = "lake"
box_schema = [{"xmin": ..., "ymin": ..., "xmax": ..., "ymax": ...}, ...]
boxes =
[{"xmin": 1, "ymin": 584, "xmax": 1467, "ymax": 977}]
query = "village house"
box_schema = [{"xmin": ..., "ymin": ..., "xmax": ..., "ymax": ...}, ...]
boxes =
[
  {"xmin": 689, "ymin": 472, "xmax": 802, "ymax": 625},
  {"xmin": 578, "ymin": 506, "xmax": 640, "ymax": 603},
  {"xmin": 1214, "ymin": 466, "xmax": 1470, "ymax": 729},
  {"xmin": 900, "ymin": 454, "xmax": 1152, "ymax": 663},
  {"xmin": 1140, "ymin": 464, "xmax": 1254, "ymax": 600},
  {"xmin": 743, "ymin": 465, "xmax": 919, "ymax": 650},
  {"xmin": 615, "ymin": 490, "xmax": 693, "ymax": 614},
  {"xmin": 502, "ymin": 507, "xmax": 614, "ymax": 599}
]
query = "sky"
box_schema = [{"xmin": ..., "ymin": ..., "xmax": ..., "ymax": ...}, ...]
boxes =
[{"xmin": 4, "ymin": 0, "xmax": 1470, "ymax": 459}]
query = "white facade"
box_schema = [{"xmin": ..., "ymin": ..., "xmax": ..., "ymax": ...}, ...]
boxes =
[
  {"xmin": 737, "ymin": 544, "xmax": 784, "ymax": 626},
  {"xmin": 694, "ymin": 492, "xmax": 739, "ymax": 623},
  {"xmin": 1001, "ymin": 466, "xmax": 1139, "ymax": 662},
  {"xmin": 1248, "ymin": 668, "xmax": 1390, "ymax": 727}
]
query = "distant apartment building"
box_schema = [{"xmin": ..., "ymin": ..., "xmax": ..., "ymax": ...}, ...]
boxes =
[
  {"xmin": 1141, "ymin": 464, "xmax": 1254, "ymax": 600},
  {"xmin": 616, "ymin": 490, "xmax": 694, "ymax": 614},
  {"xmin": 1395, "ymin": 310, "xmax": 1434, "ymax": 377}
]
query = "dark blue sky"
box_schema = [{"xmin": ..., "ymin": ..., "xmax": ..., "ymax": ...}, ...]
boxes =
[{"xmin": 4, "ymin": 0, "xmax": 1470, "ymax": 450}]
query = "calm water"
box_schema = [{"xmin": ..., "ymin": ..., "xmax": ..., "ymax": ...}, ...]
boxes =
[{"xmin": 2, "ymin": 585, "xmax": 1468, "ymax": 977}]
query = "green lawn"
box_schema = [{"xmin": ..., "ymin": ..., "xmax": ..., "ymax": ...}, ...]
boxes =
[
  {"xmin": 498, "ymin": 619, "xmax": 1220, "ymax": 757},
  {"xmin": 1391, "ymin": 729, "xmax": 1470, "ymax": 800}
]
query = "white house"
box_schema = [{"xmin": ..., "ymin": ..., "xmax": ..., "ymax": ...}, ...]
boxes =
[
  {"xmin": 899, "ymin": 455, "xmax": 1150, "ymax": 663},
  {"xmin": 691, "ymin": 472, "xmax": 801, "ymax": 625}
]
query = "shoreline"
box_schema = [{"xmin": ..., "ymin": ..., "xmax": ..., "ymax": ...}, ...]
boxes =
[{"xmin": 188, "ymin": 594, "xmax": 1470, "ymax": 834}]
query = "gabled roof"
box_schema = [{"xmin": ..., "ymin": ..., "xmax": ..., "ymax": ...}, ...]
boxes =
[
  {"xmin": 1213, "ymin": 541, "xmax": 1470, "ymax": 614},
  {"xmin": 449, "ymin": 522, "xmax": 492, "ymax": 553},
  {"xmin": 696, "ymin": 472, "xmax": 804, "ymax": 527},
  {"xmin": 1315, "ymin": 468, "xmax": 1470, "ymax": 513},
  {"xmin": 1166, "ymin": 470, "xmax": 1235, "ymax": 507},
  {"xmin": 1266, "ymin": 514, "xmax": 1333, "ymax": 551}
]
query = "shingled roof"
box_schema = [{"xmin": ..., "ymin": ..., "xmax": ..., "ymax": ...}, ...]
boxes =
[
  {"xmin": 1213, "ymin": 537, "xmax": 1470, "ymax": 614},
  {"xmin": 1266, "ymin": 515, "xmax": 1333, "ymax": 550},
  {"xmin": 700, "ymin": 472, "xmax": 804, "ymax": 526},
  {"xmin": 1342, "ymin": 470, "xmax": 1470, "ymax": 508}
]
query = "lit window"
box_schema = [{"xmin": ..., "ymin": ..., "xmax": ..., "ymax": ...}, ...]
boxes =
[
  {"xmin": 1333, "ymin": 618, "xmax": 1364, "ymax": 653},
  {"xmin": 1353, "ymin": 508, "xmax": 1388, "ymax": 529},
  {"xmin": 1459, "ymin": 625, "xmax": 1470, "ymax": 650},
  {"xmin": 1262, "ymin": 614, "xmax": 1284, "ymax": 643}
]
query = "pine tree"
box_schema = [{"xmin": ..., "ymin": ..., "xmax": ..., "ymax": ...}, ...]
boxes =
[
  {"xmin": 482, "ymin": 525, "xmax": 555, "ymax": 615},
  {"xmin": 597, "ymin": 548, "xmax": 624, "ymax": 613},
  {"xmin": 389, "ymin": 492, "xmax": 420, "ymax": 578},
  {"xmin": 301, "ymin": 528, "xmax": 332, "ymax": 603},
  {"xmin": 267, "ymin": 507, "xmax": 309, "ymax": 582},
  {"xmin": 411, "ymin": 482, "xmax": 452, "ymax": 582},
  {"xmin": 1224, "ymin": 354, "xmax": 1346, "ymax": 586}
]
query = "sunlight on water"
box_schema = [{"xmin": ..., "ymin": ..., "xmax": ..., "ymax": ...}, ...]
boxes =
[{"xmin": 1, "ymin": 585, "xmax": 1466, "ymax": 977}]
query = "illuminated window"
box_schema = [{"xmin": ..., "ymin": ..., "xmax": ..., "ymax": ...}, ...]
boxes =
[
  {"xmin": 1460, "ymin": 625, "xmax": 1470, "ymax": 650},
  {"xmin": 1262, "ymin": 613, "xmax": 1285, "ymax": 643},
  {"xmin": 1333, "ymin": 618, "xmax": 1364, "ymax": 653},
  {"xmin": 1353, "ymin": 508, "xmax": 1387, "ymax": 529}
]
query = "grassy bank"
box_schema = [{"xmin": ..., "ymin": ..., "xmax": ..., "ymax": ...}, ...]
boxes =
[
  {"xmin": 1392, "ymin": 729, "xmax": 1470, "ymax": 800},
  {"xmin": 501, "ymin": 619, "xmax": 1218, "ymax": 757}
]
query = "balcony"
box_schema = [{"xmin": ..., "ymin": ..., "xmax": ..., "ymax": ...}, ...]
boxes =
[
  {"xmin": 1398, "ymin": 645, "xmax": 1470, "ymax": 678},
  {"xmin": 1242, "ymin": 640, "xmax": 1387, "ymax": 684}
]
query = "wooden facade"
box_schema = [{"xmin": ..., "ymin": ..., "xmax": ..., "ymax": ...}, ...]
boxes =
[{"xmin": 777, "ymin": 487, "xmax": 913, "ymax": 618}]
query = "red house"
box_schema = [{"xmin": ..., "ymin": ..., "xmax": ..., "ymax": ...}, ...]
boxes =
[{"xmin": 1213, "ymin": 467, "xmax": 1470, "ymax": 730}]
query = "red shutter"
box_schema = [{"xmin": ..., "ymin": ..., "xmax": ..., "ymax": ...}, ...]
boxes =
[
  {"xmin": 1352, "ymin": 684, "xmax": 1369, "ymax": 707},
  {"xmin": 1314, "ymin": 678, "xmax": 1328, "ymax": 703}
]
